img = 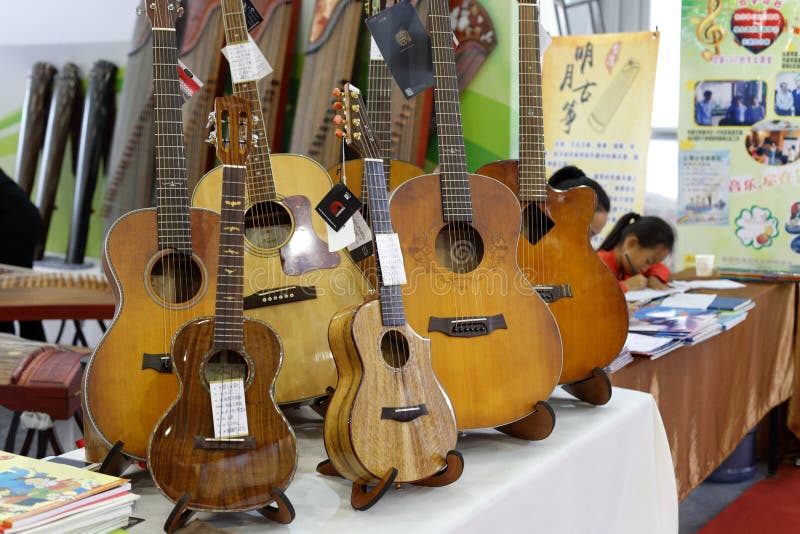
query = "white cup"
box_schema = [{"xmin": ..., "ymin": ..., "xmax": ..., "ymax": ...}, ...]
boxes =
[{"xmin": 695, "ymin": 254, "xmax": 716, "ymax": 277}]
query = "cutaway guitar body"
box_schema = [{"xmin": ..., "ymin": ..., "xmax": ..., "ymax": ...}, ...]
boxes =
[
  {"xmin": 389, "ymin": 173, "xmax": 562, "ymax": 429},
  {"xmin": 478, "ymin": 160, "xmax": 628, "ymax": 384},
  {"xmin": 192, "ymin": 155, "xmax": 372, "ymax": 404},
  {"xmin": 84, "ymin": 207, "xmax": 220, "ymax": 460},
  {"xmin": 148, "ymin": 317, "xmax": 296, "ymax": 511},
  {"xmin": 325, "ymin": 299, "xmax": 456, "ymax": 484}
]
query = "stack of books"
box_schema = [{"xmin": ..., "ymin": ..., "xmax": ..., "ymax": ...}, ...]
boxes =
[
  {"xmin": 605, "ymin": 344, "xmax": 634, "ymax": 373},
  {"xmin": 0, "ymin": 452, "xmax": 138, "ymax": 533}
]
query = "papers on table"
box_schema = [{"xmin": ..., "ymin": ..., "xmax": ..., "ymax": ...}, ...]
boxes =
[
  {"xmin": 625, "ymin": 279, "xmax": 747, "ymax": 303},
  {"xmin": 625, "ymin": 333, "xmax": 683, "ymax": 360},
  {"xmin": 660, "ymin": 293, "xmax": 717, "ymax": 310}
]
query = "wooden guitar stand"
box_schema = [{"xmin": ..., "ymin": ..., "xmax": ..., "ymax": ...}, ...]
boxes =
[
  {"xmin": 316, "ymin": 450, "xmax": 464, "ymax": 511},
  {"xmin": 495, "ymin": 400, "xmax": 556, "ymax": 441},
  {"xmin": 309, "ymin": 386, "xmax": 336, "ymax": 418},
  {"xmin": 163, "ymin": 488, "xmax": 295, "ymax": 533},
  {"xmin": 97, "ymin": 440, "xmax": 132, "ymax": 477},
  {"xmin": 562, "ymin": 367, "xmax": 612, "ymax": 406}
]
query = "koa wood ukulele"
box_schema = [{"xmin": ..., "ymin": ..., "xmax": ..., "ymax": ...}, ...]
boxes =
[
  {"xmin": 387, "ymin": 0, "xmax": 562, "ymax": 436},
  {"xmin": 319, "ymin": 84, "xmax": 462, "ymax": 510},
  {"xmin": 477, "ymin": 0, "xmax": 627, "ymax": 404},
  {"xmin": 192, "ymin": 0, "xmax": 371, "ymax": 406},
  {"xmin": 83, "ymin": 0, "xmax": 220, "ymax": 462},
  {"xmin": 148, "ymin": 96, "xmax": 297, "ymax": 530}
]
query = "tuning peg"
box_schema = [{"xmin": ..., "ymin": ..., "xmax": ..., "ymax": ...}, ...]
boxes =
[
  {"xmin": 351, "ymin": 105, "xmax": 360, "ymax": 113},
  {"xmin": 333, "ymin": 88, "xmax": 343, "ymax": 98},
  {"xmin": 352, "ymin": 118, "xmax": 361, "ymax": 127},
  {"xmin": 177, "ymin": 6, "xmax": 184, "ymax": 17},
  {"xmin": 252, "ymin": 134, "xmax": 259, "ymax": 146},
  {"xmin": 333, "ymin": 101, "xmax": 344, "ymax": 110},
  {"xmin": 333, "ymin": 115, "xmax": 343, "ymax": 126},
  {"xmin": 353, "ymin": 132, "xmax": 362, "ymax": 140},
  {"xmin": 135, "ymin": 5, "xmax": 145, "ymax": 15},
  {"xmin": 252, "ymin": 114, "xmax": 259, "ymax": 123},
  {"xmin": 335, "ymin": 129, "xmax": 344, "ymax": 139},
  {"xmin": 206, "ymin": 111, "xmax": 216, "ymax": 129},
  {"xmin": 206, "ymin": 130, "xmax": 217, "ymax": 145}
]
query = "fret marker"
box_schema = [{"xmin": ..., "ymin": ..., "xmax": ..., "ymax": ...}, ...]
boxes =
[
  {"xmin": 224, "ymin": 249, "xmax": 240, "ymax": 255},
  {"xmin": 225, "ymin": 296, "xmax": 236, "ymax": 301},
  {"xmin": 225, "ymin": 269, "xmax": 235, "ymax": 274},
  {"xmin": 225, "ymin": 200, "xmax": 242, "ymax": 207},
  {"xmin": 224, "ymin": 226, "xmax": 240, "ymax": 232}
]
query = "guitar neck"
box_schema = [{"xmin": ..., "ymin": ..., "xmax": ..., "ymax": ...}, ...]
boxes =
[
  {"xmin": 214, "ymin": 164, "xmax": 247, "ymax": 349},
  {"xmin": 364, "ymin": 158, "xmax": 405, "ymax": 326},
  {"xmin": 220, "ymin": 0, "xmax": 277, "ymax": 203},
  {"xmin": 429, "ymin": 0, "xmax": 472, "ymax": 222},
  {"xmin": 366, "ymin": 55, "xmax": 394, "ymax": 183},
  {"xmin": 151, "ymin": 27, "xmax": 193, "ymax": 253},
  {"xmin": 518, "ymin": 0, "xmax": 547, "ymax": 203}
]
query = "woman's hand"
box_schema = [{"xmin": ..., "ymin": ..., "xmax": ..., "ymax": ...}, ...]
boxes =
[
  {"xmin": 647, "ymin": 276, "xmax": 670, "ymax": 290},
  {"xmin": 625, "ymin": 274, "xmax": 648, "ymax": 291}
]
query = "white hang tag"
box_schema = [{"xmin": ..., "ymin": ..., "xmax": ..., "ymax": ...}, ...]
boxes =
[
  {"xmin": 209, "ymin": 379, "xmax": 249, "ymax": 438},
  {"xmin": 347, "ymin": 212, "xmax": 373, "ymax": 252},
  {"xmin": 375, "ymin": 233, "xmax": 407, "ymax": 285},
  {"xmin": 370, "ymin": 36, "xmax": 384, "ymax": 60},
  {"xmin": 221, "ymin": 34, "xmax": 273, "ymax": 83},
  {"xmin": 327, "ymin": 217, "xmax": 356, "ymax": 252}
]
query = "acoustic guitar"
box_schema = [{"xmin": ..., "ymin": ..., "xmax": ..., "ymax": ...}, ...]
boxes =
[
  {"xmin": 477, "ymin": 0, "xmax": 627, "ymax": 388},
  {"xmin": 324, "ymin": 84, "xmax": 458, "ymax": 500},
  {"xmin": 387, "ymin": 0, "xmax": 562, "ymax": 431},
  {"xmin": 83, "ymin": 0, "xmax": 220, "ymax": 462},
  {"xmin": 148, "ymin": 96, "xmax": 297, "ymax": 514},
  {"xmin": 192, "ymin": 0, "xmax": 371, "ymax": 405}
]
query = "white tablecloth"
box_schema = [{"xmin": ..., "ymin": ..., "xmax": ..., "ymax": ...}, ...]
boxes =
[{"xmin": 127, "ymin": 387, "xmax": 677, "ymax": 533}]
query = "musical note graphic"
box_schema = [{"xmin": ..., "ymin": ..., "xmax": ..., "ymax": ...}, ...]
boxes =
[{"xmin": 696, "ymin": 0, "xmax": 726, "ymax": 62}]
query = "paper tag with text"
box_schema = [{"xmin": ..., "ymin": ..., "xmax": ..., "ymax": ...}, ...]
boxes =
[
  {"xmin": 347, "ymin": 212, "xmax": 374, "ymax": 262},
  {"xmin": 209, "ymin": 379, "xmax": 249, "ymax": 438},
  {"xmin": 375, "ymin": 233, "xmax": 407, "ymax": 285},
  {"xmin": 221, "ymin": 34, "xmax": 273, "ymax": 83},
  {"xmin": 327, "ymin": 218, "xmax": 356, "ymax": 252}
]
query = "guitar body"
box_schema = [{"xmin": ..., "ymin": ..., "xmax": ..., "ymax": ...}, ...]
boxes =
[
  {"xmin": 83, "ymin": 207, "xmax": 220, "ymax": 460},
  {"xmin": 192, "ymin": 154, "xmax": 372, "ymax": 403},
  {"xmin": 478, "ymin": 160, "xmax": 629, "ymax": 383},
  {"xmin": 388, "ymin": 173, "xmax": 562, "ymax": 429},
  {"xmin": 148, "ymin": 316, "xmax": 296, "ymax": 511},
  {"xmin": 325, "ymin": 299, "xmax": 456, "ymax": 484}
]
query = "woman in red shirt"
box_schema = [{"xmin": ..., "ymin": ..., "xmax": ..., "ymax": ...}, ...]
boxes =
[{"xmin": 597, "ymin": 213, "xmax": 674, "ymax": 292}]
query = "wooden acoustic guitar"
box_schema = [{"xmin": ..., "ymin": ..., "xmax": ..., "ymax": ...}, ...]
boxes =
[
  {"xmin": 477, "ymin": 0, "xmax": 627, "ymax": 402},
  {"xmin": 83, "ymin": 0, "xmax": 220, "ymax": 462},
  {"xmin": 387, "ymin": 0, "xmax": 562, "ymax": 434},
  {"xmin": 192, "ymin": 0, "xmax": 371, "ymax": 405},
  {"xmin": 321, "ymin": 84, "xmax": 462, "ymax": 510},
  {"xmin": 148, "ymin": 96, "xmax": 297, "ymax": 523}
]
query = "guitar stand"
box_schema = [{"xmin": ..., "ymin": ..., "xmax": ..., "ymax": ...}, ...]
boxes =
[
  {"xmin": 98, "ymin": 440, "xmax": 131, "ymax": 477},
  {"xmin": 163, "ymin": 488, "xmax": 295, "ymax": 533},
  {"xmin": 310, "ymin": 386, "xmax": 336, "ymax": 418},
  {"xmin": 562, "ymin": 367, "xmax": 612, "ymax": 406},
  {"xmin": 495, "ymin": 400, "xmax": 556, "ymax": 441},
  {"xmin": 412, "ymin": 450, "xmax": 464, "ymax": 487}
]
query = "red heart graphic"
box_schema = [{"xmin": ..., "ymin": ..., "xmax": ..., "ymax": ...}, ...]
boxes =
[{"xmin": 730, "ymin": 8, "xmax": 785, "ymax": 54}]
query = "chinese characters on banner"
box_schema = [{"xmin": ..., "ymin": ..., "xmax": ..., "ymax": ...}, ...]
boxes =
[
  {"xmin": 679, "ymin": 0, "xmax": 800, "ymax": 272},
  {"xmin": 543, "ymin": 31, "xmax": 660, "ymax": 245}
]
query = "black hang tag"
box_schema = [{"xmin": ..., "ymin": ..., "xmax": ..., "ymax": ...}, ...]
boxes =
[
  {"xmin": 242, "ymin": 0, "xmax": 264, "ymax": 32},
  {"xmin": 366, "ymin": 1, "xmax": 434, "ymax": 99},
  {"xmin": 314, "ymin": 182, "xmax": 363, "ymax": 231}
]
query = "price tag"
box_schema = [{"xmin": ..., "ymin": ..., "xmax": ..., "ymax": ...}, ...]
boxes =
[
  {"xmin": 209, "ymin": 379, "xmax": 249, "ymax": 438},
  {"xmin": 375, "ymin": 233, "xmax": 407, "ymax": 285},
  {"xmin": 327, "ymin": 218, "xmax": 356, "ymax": 252},
  {"xmin": 347, "ymin": 212, "xmax": 374, "ymax": 262},
  {"xmin": 221, "ymin": 35, "xmax": 273, "ymax": 83},
  {"xmin": 370, "ymin": 37, "xmax": 384, "ymax": 61}
]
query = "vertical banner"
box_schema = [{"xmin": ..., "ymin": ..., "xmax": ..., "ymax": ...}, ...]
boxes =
[
  {"xmin": 679, "ymin": 0, "xmax": 800, "ymax": 273},
  {"xmin": 543, "ymin": 31, "xmax": 660, "ymax": 244}
]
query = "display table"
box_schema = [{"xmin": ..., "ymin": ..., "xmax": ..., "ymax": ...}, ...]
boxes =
[
  {"xmin": 612, "ymin": 280, "xmax": 796, "ymax": 502},
  {"xmin": 126, "ymin": 388, "xmax": 676, "ymax": 533}
]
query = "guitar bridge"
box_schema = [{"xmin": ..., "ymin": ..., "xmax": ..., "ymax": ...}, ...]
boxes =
[
  {"xmin": 243, "ymin": 285, "xmax": 317, "ymax": 310},
  {"xmin": 142, "ymin": 353, "xmax": 171, "ymax": 373},
  {"xmin": 428, "ymin": 314, "xmax": 507, "ymax": 338},
  {"xmin": 193, "ymin": 436, "xmax": 256, "ymax": 450},
  {"xmin": 534, "ymin": 285, "xmax": 572, "ymax": 303},
  {"xmin": 381, "ymin": 404, "xmax": 429, "ymax": 422}
]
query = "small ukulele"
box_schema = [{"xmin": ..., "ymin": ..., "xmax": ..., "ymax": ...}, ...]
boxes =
[
  {"xmin": 148, "ymin": 96, "xmax": 296, "ymax": 525},
  {"xmin": 320, "ymin": 84, "xmax": 462, "ymax": 510}
]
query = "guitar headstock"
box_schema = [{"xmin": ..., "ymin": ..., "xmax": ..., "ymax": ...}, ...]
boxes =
[
  {"xmin": 208, "ymin": 96, "xmax": 254, "ymax": 167},
  {"xmin": 332, "ymin": 83, "xmax": 380, "ymax": 159},
  {"xmin": 143, "ymin": 0, "xmax": 184, "ymax": 29}
]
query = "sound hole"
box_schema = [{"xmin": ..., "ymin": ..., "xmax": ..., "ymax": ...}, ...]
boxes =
[
  {"xmin": 435, "ymin": 222, "xmax": 484, "ymax": 273},
  {"xmin": 380, "ymin": 330, "xmax": 410, "ymax": 369},
  {"xmin": 521, "ymin": 202, "xmax": 555, "ymax": 246},
  {"xmin": 244, "ymin": 201, "xmax": 293, "ymax": 249},
  {"xmin": 149, "ymin": 252, "xmax": 203, "ymax": 304},
  {"xmin": 204, "ymin": 349, "xmax": 249, "ymax": 385}
]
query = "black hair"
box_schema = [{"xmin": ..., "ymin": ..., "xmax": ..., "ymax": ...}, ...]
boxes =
[
  {"xmin": 548, "ymin": 165, "xmax": 611, "ymax": 212},
  {"xmin": 599, "ymin": 212, "xmax": 675, "ymax": 252}
]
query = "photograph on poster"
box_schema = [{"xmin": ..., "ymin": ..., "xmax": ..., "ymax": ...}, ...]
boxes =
[
  {"xmin": 694, "ymin": 80, "xmax": 766, "ymax": 127},
  {"xmin": 744, "ymin": 120, "xmax": 800, "ymax": 165},
  {"xmin": 773, "ymin": 71, "xmax": 800, "ymax": 116}
]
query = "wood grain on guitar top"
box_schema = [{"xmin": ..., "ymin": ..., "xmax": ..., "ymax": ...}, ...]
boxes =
[
  {"xmin": 83, "ymin": 208, "xmax": 220, "ymax": 460},
  {"xmin": 478, "ymin": 160, "xmax": 629, "ymax": 383},
  {"xmin": 148, "ymin": 317, "xmax": 296, "ymax": 511},
  {"xmin": 388, "ymin": 173, "xmax": 563, "ymax": 429},
  {"xmin": 192, "ymin": 154, "xmax": 372, "ymax": 404},
  {"xmin": 324, "ymin": 299, "xmax": 456, "ymax": 484}
]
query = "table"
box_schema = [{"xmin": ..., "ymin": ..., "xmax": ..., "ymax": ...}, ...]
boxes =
[
  {"xmin": 611, "ymin": 280, "xmax": 797, "ymax": 502},
  {"xmin": 125, "ymin": 388, "xmax": 677, "ymax": 533}
]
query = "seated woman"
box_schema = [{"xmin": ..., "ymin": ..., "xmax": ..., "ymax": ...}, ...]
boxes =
[
  {"xmin": 596, "ymin": 212, "xmax": 674, "ymax": 292},
  {"xmin": 548, "ymin": 165, "xmax": 611, "ymax": 238}
]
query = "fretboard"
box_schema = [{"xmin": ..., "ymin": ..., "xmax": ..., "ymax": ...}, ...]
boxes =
[
  {"xmin": 214, "ymin": 164, "xmax": 247, "ymax": 349},
  {"xmin": 429, "ymin": 0, "xmax": 472, "ymax": 222},
  {"xmin": 152, "ymin": 27, "xmax": 192, "ymax": 252},
  {"xmin": 365, "ymin": 158, "xmax": 405, "ymax": 327},
  {"xmin": 367, "ymin": 54, "xmax": 394, "ymax": 182},
  {"xmin": 221, "ymin": 0, "xmax": 277, "ymax": 203},
  {"xmin": 518, "ymin": 1, "xmax": 547, "ymax": 203}
]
